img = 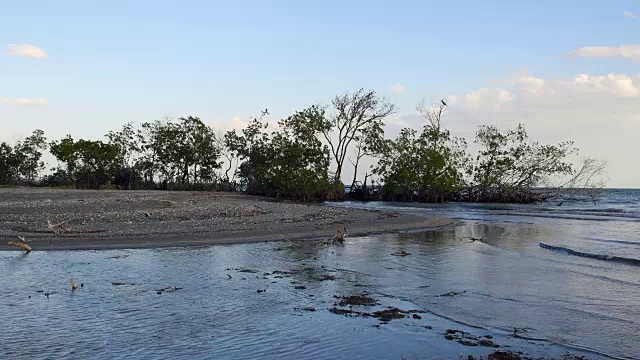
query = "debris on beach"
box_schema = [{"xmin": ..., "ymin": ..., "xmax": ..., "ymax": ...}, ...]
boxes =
[
  {"xmin": 293, "ymin": 307, "xmax": 316, "ymax": 312},
  {"xmin": 318, "ymin": 225, "xmax": 347, "ymax": 246},
  {"xmin": 438, "ymin": 290, "xmax": 466, "ymax": 297},
  {"xmin": 328, "ymin": 305, "xmax": 425, "ymax": 322},
  {"xmin": 391, "ymin": 251, "xmax": 411, "ymax": 256},
  {"xmin": 8, "ymin": 236, "xmax": 32, "ymax": 254},
  {"xmin": 487, "ymin": 351, "xmax": 522, "ymax": 360},
  {"xmin": 335, "ymin": 294, "xmax": 378, "ymax": 307},
  {"xmin": 444, "ymin": 329, "xmax": 500, "ymax": 348},
  {"xmin": 240, "ymin": 205, "xmax": 266, "ymax": 217},
  {"xmin": 459, "ymin": 236, "xmax": 485, "ymax": 243},
  {"xmin": 236, "ymin": 268, "xmax": 259, "ymax": 274},
  {"xmin": 47, "ymin": 219, "xmax": 71, "ymax": 234},
  {"xmin": 107, "ymin": 254, "xmax": 130, "ymax": 259},
  {"xmin": 156, "ymin": 286, "xmax": 182, "ymax": 293},
  {"xmin": 329, "ymin": 293, "xmax": 425, "ymax": 322}
]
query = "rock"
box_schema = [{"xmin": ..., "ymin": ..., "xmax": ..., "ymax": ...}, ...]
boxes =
[
  {"xmin": 458, "ymin": 339, "xmax": 478, "ymax": 346},
  {"xmin": 478, "ymin": 339, "xmax": 499, "ymax": 347},
  {"xmin": 337, "ymin": 294, "xmax": 377, "ymax": 306}
]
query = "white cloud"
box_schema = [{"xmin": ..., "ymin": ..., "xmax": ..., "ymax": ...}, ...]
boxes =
[
  {"xmin": 389, "ymin": 84, "xmax": 408, "ymax": 93},
  {"xmin": 570, "ymin": 44, "xmax": 640, "ymax": 61},
  {"xmin": 1, "ymin": 97, "xmax": 48, "ymax": 105},
  {"xmin": 441, "ymin": 71, "xmax": 640, "ymax": 187},
  {"xmin": 7, "ymin": 44, "xmax": 48, "ymax": 59},
  {"xmin": 624, "ymin": 10, "xmax": 639, "ymax": 18},
  {"xmin": 448, "ymin": 88, "xmax": 514, "ymax": 110}
]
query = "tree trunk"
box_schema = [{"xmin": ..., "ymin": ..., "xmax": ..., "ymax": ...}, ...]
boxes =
[{"xmin": 350, "ymin": 158, "xmax": 359, "ymax": 187}]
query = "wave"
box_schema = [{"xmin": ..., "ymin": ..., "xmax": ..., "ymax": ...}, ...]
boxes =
[
  {"xmin": 539, "ymin": 243, "xmax": 640, "ymax": 266},
  {"xmin": 585, "ymin": 237, "xmax": 640, "ymax": 247}
]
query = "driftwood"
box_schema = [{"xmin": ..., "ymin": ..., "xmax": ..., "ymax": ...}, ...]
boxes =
[
  {"xmin": 459, "ymin": 236, "xmax": 484, "ymax": 243},
  {"xmin": 47, "ymin": 219, "xmax": 71, "ymax": 234},
  {"xmin": 318, "ymin": 226, "xmax": 347, "ymax": 246},
  {"xmin": 8, "ymin": 238, "xmax": 32, "ymax": 254}
]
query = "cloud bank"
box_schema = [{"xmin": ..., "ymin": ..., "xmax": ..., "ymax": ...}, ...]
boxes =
[
  {"xmin": 1, "ymin": 97, "xmax": 48, "ymax": 105},
  {"xmin": 570, "ymin": 44, "xmax": 640, "ymax": 61},
  {"xmin": 7, "ymin": 44, "xmax": 48, "ymax": 59}
]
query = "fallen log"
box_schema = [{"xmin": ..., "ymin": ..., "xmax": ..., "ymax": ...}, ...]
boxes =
[{"xmin": 8, "ymin": 241, "xmax": 32, "ymax": 254}]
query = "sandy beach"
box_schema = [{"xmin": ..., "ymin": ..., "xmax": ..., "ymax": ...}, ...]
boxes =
[{"xmin": 0, "ymin": 188, "xmax": 453, "ymax": 251}]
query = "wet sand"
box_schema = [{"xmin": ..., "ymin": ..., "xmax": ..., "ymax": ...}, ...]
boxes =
[{"xmin": 0, "ymin": 188, "xmax": 453, "ymax": 250}]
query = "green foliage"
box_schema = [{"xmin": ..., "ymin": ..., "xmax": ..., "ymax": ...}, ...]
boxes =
[
  {"xmin": 139, "ymin": 116, "xmax": 221, "ymax": 186},
  {"xmin": 0, "ymin": 129, "xmax": 48, "ymax": 184},
  {"xmin": 226, "ymin": 106, "xmax": 338, "ymax": 200},
  {"xmin": 372, "ymin": 123, "xmax": 469, "ymax": 202},
  {"xmin": 49, "ymin": 136, "xmax": 122, "ymax": 189},
  {"xmin": 464, "ymin": 123, "xmax": 576, "ymax": 202}
]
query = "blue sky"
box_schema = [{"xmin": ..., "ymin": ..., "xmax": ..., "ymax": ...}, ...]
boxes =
[{"xmin": 1, "ymin": 0, "xmax": 639, "ymax": 186}]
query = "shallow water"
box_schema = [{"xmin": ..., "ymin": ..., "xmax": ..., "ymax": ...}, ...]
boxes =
[{"xmin": 2, "ymin": 191, "xmax": 639, "ymax": 359}]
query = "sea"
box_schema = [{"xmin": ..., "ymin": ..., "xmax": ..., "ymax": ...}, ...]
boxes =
[{"xmin": 1, "ymin": 189, "xmax": 638, "ymax": 359}]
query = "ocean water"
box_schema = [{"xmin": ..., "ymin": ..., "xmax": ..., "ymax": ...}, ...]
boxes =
[
  {"xmin": 1, "ymin": 189, "xmax": 638, "ymax": 359},
  {"xmin": 329, "ymin": 189, "xmax": 640, "ymax": 359}
]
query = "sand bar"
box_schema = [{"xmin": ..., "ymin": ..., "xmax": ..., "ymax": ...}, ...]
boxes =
[{"xmin": 0, "ymin": 188, "xmax": 453, "ymax": 250}]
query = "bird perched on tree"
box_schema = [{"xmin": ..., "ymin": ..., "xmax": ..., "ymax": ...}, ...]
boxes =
[{"xmin": 441, "ymin": 99, "xmax": 448, "ymax": 107}]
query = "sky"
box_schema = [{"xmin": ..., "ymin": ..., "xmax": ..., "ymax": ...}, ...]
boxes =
[{"xmin": 1, "ymin": 0, "xmax": 639, "ymax": 187}]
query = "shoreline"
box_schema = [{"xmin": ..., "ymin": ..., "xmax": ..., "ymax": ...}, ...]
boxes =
[{"xmin": 0, "ymin": 188, "xmax": 455, "ymax": 251}]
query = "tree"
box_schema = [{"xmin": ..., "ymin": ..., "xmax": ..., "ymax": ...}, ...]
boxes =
[
  {"xmin": 226, "ymin": 106, "xmax": 336, "ymax": 200},
  {"xmin": 139, "ymin": 116, "xmax": 221, "ymax": 186},
  {"xmin": 0, "ymin": 129, "xmax": 48, "ymax": 184},
  {"xmin": 49, "ymin": 136, "xmax": 122, "ymax": 189},
  {"xmin": 323, "ymin": 89, "xmax": 396, "ymax": 183},
  {"xmin": 467, "ymin": 124, "xmax": 576, "ymax": 202},
  {"xmin": 372, "ymin": 100, "xmax": 469, "ymax": 202},
  {"xmin": 106, "ymin": 122, "xmax": 140, "ymax": 168},
  {"xmin": 0, "ymin": 142, "xmax": 18, "ymax": 184}
]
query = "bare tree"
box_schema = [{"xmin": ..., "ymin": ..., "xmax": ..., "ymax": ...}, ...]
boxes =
[
  {"xmin": 417, "ymin": 99, "xmax": 447, "ymax": 135},
  {"xmin": 347, "ymin": 122, "xmax": 383, "ymax": 187},
  {"xmin": 214, "ymin": 130, "xmax": 237, "ymax": 182},
  {"xmin": 324, "ymin": 89, "xmax": 396, "ymax": 183},
  {"xmin": 550, "ymin": 157, "xmax": 608, "ymax": 204}
]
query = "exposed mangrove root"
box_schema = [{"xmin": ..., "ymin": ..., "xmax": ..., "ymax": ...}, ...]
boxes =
[{"xmin": 8, "ymin": 236, "xmax": 32, "ymax": 254}]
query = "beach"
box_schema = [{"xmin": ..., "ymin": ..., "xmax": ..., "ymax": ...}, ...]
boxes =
[{"xmin": 0, "ymin": 188, "xmax": 452, "ymax": 250}]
